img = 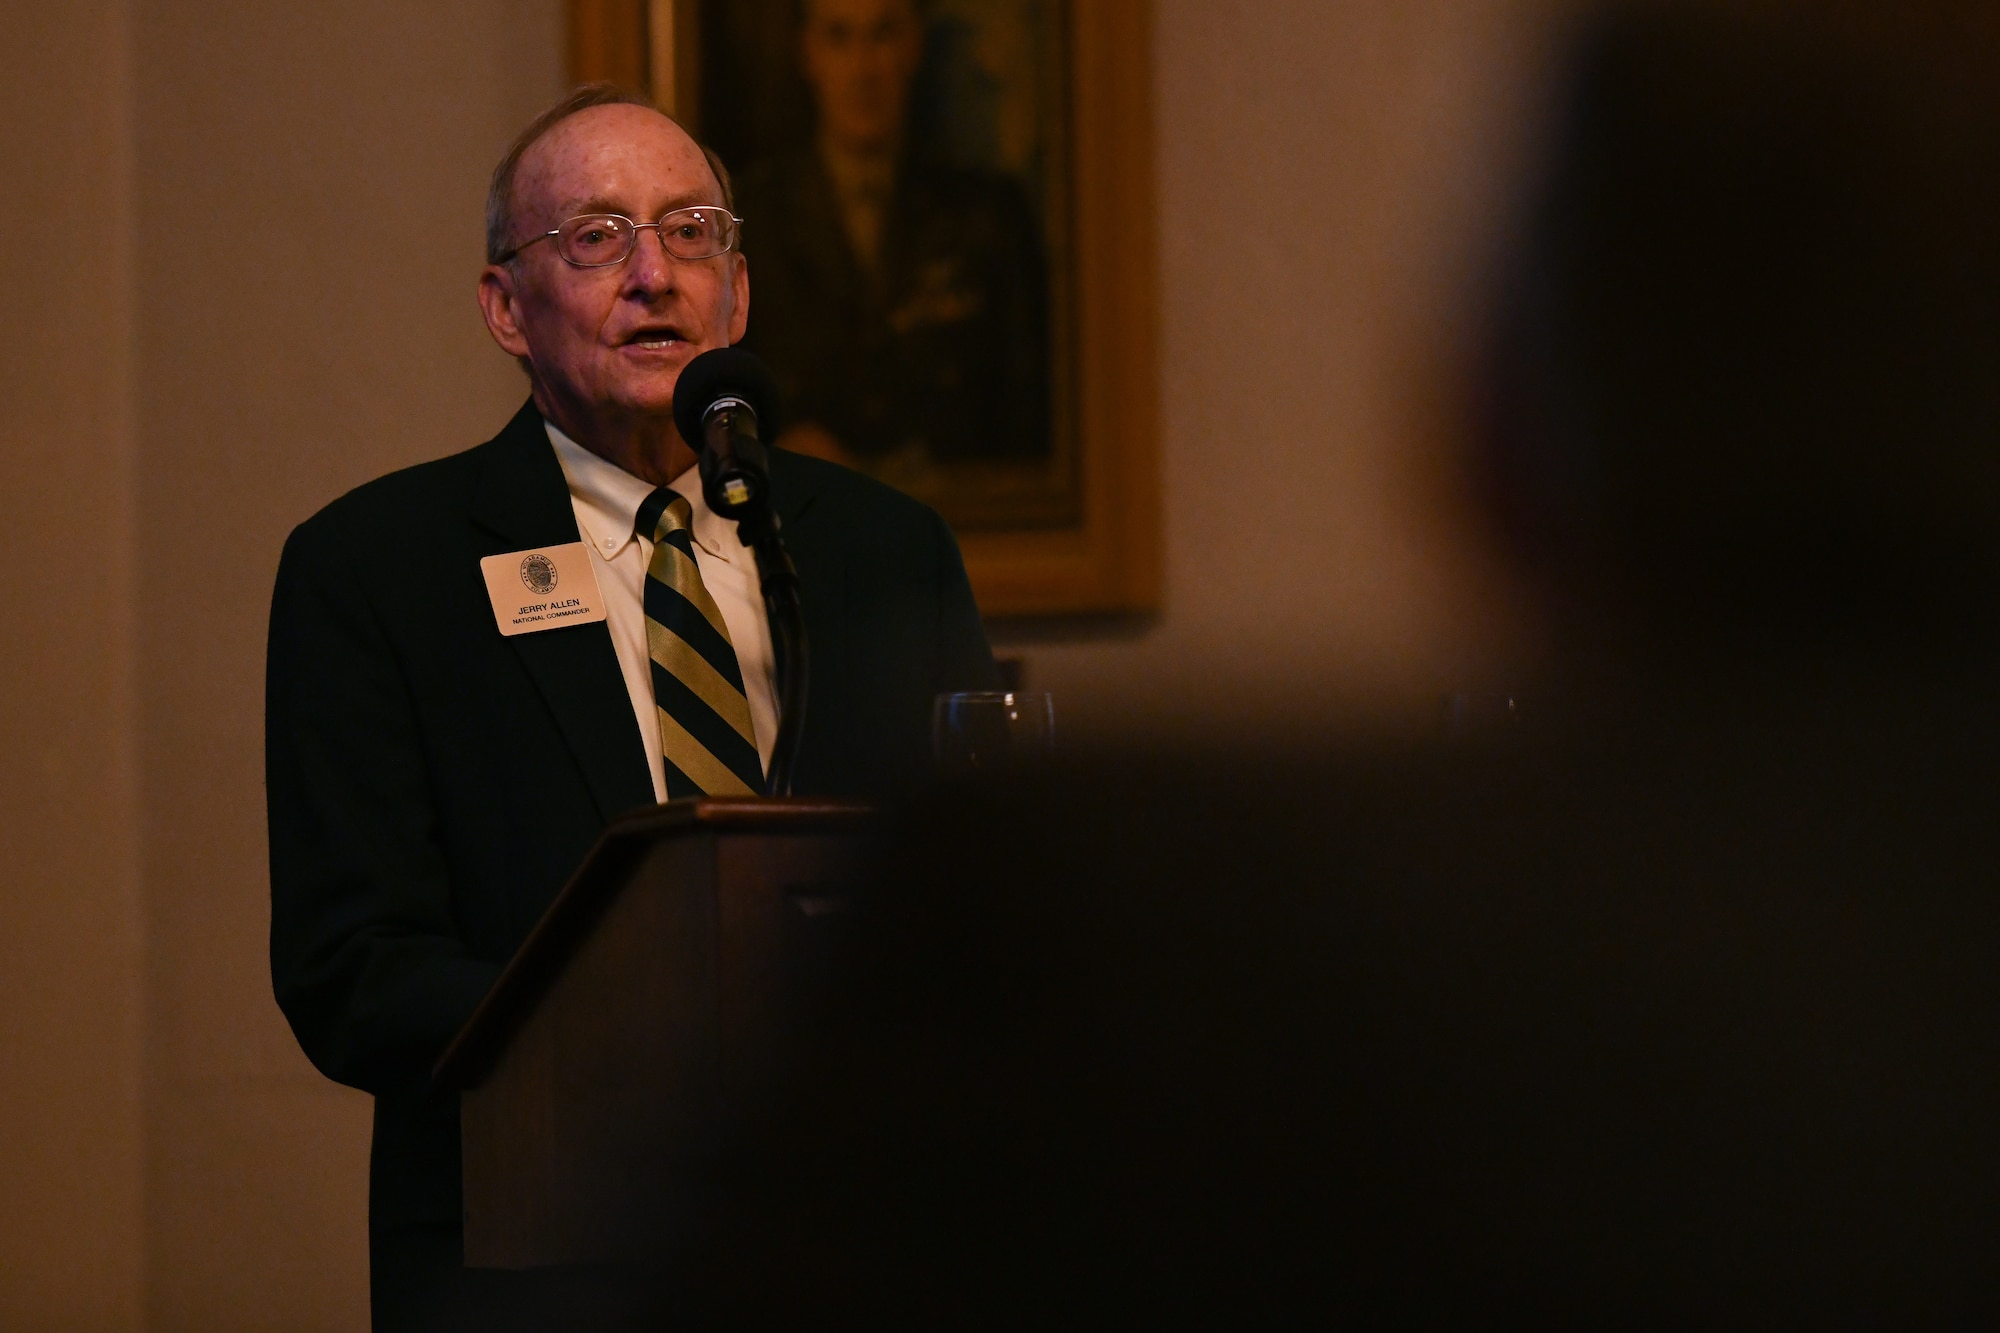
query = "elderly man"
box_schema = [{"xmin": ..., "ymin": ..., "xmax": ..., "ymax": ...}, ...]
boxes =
[{"xmin": 266, "ymin": 85, "xmax": 996, "ymax": 1328}]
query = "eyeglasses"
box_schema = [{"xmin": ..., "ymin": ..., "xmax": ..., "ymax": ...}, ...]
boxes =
[{"xmin": 499, "ymin": 207, "xmax": 744, "ymax": 267}]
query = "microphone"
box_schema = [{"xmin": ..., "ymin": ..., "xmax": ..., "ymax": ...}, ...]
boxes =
[
  {"xmin": 672, "ymin": 347, "xmax": 784, "ymax": 526},
  {"xmin": 670, "ymin": 346, "xmax": 809, "ymax": 797}
]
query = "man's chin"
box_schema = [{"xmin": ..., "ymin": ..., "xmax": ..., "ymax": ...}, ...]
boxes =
[{"xmin": 608, "ymin": 372, "xmax": 685, "ymax": 419}]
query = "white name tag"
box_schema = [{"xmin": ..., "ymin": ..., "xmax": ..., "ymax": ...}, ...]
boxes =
[{"xmin": 479, "ymin": 543, "xmax": 609, "ymax": 637}]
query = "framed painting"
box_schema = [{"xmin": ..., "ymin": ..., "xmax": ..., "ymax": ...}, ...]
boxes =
[{"xmin": 568, "ymin": 0, "xmax": 1157, "ymax": 616}]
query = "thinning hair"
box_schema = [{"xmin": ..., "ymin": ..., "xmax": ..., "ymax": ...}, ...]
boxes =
[{"xmin": 484, "ymin": 83, "xmax": 737, "ymax": 265}]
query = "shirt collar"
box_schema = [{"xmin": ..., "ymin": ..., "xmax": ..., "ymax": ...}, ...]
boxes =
[{"xmin": 544, "ymin": 419, "xmax": 746, "ymax": 564}]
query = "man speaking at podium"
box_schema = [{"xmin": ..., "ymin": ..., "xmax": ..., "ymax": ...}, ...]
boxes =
[{"xmin": 266, "ymin": 85, "xmax": 996, "ymax": 1327}]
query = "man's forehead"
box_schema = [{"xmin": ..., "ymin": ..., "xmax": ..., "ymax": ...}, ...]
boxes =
[{"xmin": 516, "ymin": 105, "xmax": 718, "ymax": 215}]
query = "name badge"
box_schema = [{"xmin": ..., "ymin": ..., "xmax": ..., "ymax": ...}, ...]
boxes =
[{"xmin": 479, "ymin": 543, "xmax": 609, "ymax": 637}]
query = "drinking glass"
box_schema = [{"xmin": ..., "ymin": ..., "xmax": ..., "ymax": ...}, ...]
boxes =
[{"xmin": 932, "ymin": 692, "xmax": 1055, "ymax": 775}]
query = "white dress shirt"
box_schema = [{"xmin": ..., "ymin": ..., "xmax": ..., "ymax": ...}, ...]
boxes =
[{"xmin": 545, "ymin": 421, "xmax": 777, "ymax": 803}]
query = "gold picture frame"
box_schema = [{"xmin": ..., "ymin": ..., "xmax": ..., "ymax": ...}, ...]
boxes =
[{"xmin": 567, "ymin": 0, "xmax": 1158, "ymax": 617}]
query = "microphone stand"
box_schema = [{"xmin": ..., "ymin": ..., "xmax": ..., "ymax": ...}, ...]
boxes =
[
  {"xmin": 738, "ymin": 510, "xmax": 808, "ymax": 798},
  {"xmin": 700, "ymin": 402, "xmax": 808, "ymax": 797}
]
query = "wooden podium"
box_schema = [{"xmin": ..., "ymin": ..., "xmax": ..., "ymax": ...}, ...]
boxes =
[{"xmin": 433, "ymin": 797, "xmax": 877, "ymax": 1270}]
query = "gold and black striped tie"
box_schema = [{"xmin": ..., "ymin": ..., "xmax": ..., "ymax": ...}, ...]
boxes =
[{"xmin": 635, "ymin": 487, "xmax": 764, "ymax": 797}]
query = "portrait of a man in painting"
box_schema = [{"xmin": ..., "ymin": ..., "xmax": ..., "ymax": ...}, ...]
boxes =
[{"xmin": 701, "ymin": 0, "xmax": 1075, "ymax": 529}]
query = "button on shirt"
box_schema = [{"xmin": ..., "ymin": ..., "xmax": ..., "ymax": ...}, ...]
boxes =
[{"xmin": 546, "ymin": 421, "xmax": 778, "ymax": 803}]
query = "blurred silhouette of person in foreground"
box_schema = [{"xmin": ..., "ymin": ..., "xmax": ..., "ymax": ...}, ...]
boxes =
[
  {"xmin": 735, "ymin": 0, "xmax": 1052, "ymax": 484},
  {"xmin": 655, "ymin": 3, "xmax": 2000, "ymax": 1322}
]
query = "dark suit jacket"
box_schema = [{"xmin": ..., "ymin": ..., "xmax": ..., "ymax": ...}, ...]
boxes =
[{"xmin": 266, "ymin": 401, "xmax": 997, "ymax": 1231}]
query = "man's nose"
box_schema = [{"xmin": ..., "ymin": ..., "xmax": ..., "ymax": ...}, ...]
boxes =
[{"xmin": 621, "ymin": 225, "xmax": 677, "ymax": 294}]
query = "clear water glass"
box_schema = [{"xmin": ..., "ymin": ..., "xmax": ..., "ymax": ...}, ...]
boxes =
[{"xmin": 932, "ymin": 692, "xmax": 1055, "ymax": 775}]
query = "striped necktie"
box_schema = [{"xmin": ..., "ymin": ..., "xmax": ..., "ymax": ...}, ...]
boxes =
[{"xmin": 635, "ymin": 487, "xmax": 764, "ymax": 798}]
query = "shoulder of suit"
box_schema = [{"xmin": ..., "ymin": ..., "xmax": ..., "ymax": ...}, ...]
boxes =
[{"xmin": 773, "ymin": 448, "xmax": 950, "ymax": 534}]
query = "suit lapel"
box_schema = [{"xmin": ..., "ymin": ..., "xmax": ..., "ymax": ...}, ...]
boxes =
[{"xmin": 469, "ymin": 402, "xmax": 656, "ymax": 823}]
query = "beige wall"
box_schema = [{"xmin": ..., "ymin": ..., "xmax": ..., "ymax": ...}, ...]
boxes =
[
  {"xmin": 132, "ymin": 4, "xmax": 564, "ymax": 1329},
  {"xmin": 1002, "ymin": 0, "xmax": 1561, "ymax": 739},
  {"xmin": 1, "ymin": 1, "xmax": 1559, "ymax": 1326},
  {"xmin": 0, "ymin": 3, "xmax": 146, "ymax": 1328},
  {"xmin": 3, "ymin": 3, "xmax": 563, "ymax": 1330}
]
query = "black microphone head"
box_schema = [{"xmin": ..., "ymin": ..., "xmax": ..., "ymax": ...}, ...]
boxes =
[{"xmin": 672, "ymin": 346, "xmax": 783, "ymax": 445}]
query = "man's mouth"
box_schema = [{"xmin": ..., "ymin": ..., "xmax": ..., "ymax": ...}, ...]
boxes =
[{"xmin": 622, "ymin": 326, "xmax": 686, "ymax": 350}]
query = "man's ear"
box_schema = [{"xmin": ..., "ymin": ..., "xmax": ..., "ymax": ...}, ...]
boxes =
[
  {"xmin": 727, "ymin": 252, "xmax": 750, "ymax": 344},
  {"xmin": 478, "ymin": 264, "xmax": 534, "ymax": 359}
]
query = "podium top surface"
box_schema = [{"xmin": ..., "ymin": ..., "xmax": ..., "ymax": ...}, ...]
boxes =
[{"xmin": 434, "ymin": 796, "xmax": 875, "ymax": 1089}]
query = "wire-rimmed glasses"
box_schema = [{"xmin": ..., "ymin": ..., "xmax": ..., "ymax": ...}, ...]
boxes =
[{"xmin": 498, "ymin": 207, "xmax": 743, "ymax": 267}]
